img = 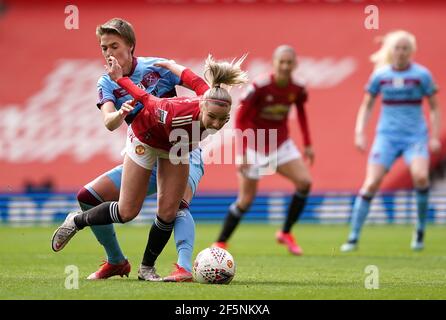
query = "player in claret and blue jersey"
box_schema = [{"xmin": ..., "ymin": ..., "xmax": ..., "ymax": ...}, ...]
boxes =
[
  {"xmin": 341, "ymin": 30, "xmax": 441, "ymax": 252},
  {"xmin": 74, "ymin": 18, "xmax": 204, "ymax": 282}
]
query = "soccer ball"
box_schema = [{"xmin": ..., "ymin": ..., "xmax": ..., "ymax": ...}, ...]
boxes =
[{"xmin": 193, "ymin": 247, "xmax": 236, "ymax": 284}]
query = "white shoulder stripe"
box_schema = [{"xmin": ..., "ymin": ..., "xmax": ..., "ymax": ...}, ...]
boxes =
[
  {"xmin": 172, "ymin": 115, "xmax": 193, "ymax": 121},
  {"xmin": 172, "ymin": 120, "xmax": 193, "ymax": 127},
  {"xmin": 172, "ymin": 118, "xmax": 193, "ymax": 124}
]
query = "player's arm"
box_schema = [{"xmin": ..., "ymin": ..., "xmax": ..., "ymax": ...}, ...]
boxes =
[
  {"xmin": 295, "ymin": 91, "xmax": 314, "ymax": 165},
  {"xmin": 106, "ymin": 56, "xmax": 149, "ymax": 103},
  {"xmin": 100, "ymin": 101, "xmax": 135, "ymax": 131},
  {"xmin": 427, "ymin": 94, "xmax": 441, "ymax": 153},
  {"xmin": 234, "ymin": 85, "xmax": 258, "ymax": 172},
  {"xmin": 155, "ymin": 60, "xmax": 209, "ymax": 95},
  {"xmin": 355, "ymin": 93, "xmax": 376, "ymax": 152}
]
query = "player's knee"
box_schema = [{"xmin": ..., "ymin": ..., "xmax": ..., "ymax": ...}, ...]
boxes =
[
  {"xmin": 237, "ymin": 197, "xmax": 253, "ymax": 211},
  {"xmin": 413, "ymin": 174, "xmax": 429, "ymax": 189},
  {"xmin": 296, "ymin": 178, "xmax": 312, "ymax": 194},
  {"xmin": 363, "ymin": 178, "xmax": 381, "ymax": 194},
  {"xmin": 117, "ymin": 206, "xmax": 139, "ymax": 223},
  {"xmin": 77, "ymin": 187, "xmax": 102, "ymax": 208},
  {"xmin": 157, "ymin": 206, "xmax": 178, "ymax": 223}
]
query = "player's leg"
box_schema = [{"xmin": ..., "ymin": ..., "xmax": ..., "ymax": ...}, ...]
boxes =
[
  {"xmin": 341, "ymin": 135, "xmax": 395, "ymax": 252},
  {"xmin": 139, "ymin": 157, "xmax": 189, "ymax": 280},
  {"xmin": 78, "ymin": 166, "xmax": 124, "ymax": 261},
  {"xmin": 213, "ymin": 168, "xmax": 258, "ymax": 248},
  {"xmin": 275, "ymin": 155, "xmax": 311, "ymax": 256},
  {"xmin": 171, "ymin": 150, "xmax": 203, "ymax": 278},
  {"xmin": 52, "ymin": 154, "xmax": 151, "ymax": 252},
  {"xmin": 405, "ymin": 140, "xmax": 430, "ymax": 250}
]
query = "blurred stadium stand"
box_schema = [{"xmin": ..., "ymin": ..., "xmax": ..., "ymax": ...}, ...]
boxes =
[{"xmin": 0, "ymin": 0, "xmax": 445, "ymax": 224}]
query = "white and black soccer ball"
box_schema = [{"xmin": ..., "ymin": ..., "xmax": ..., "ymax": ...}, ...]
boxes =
[{"xmin": 193, "ymin": 247, "xmax": 236, "ymax": 284}]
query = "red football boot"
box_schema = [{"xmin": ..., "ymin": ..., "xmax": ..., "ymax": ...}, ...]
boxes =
[
  {"xmin": 87, "ymin": 260, "xmax": 131, "ymax": 280},
  {"xmin": 163, "ymin": 263, "xmax": 193, "ymax": 282},
  {"xmin": 276, "ymin": 231, "xmax": 303, "ymax": 256},
  {"xmin": 212, "ymin": 241, "xmax": 228, "ymax": 250}
]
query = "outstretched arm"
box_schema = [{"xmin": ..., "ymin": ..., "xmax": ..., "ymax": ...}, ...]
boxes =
[{"xmin": 155, "ymin": 60, "xmax": 209, "ymax": 96}]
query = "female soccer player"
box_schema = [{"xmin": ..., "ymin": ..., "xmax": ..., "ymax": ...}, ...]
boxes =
[
  {"xmin": 213, "ymin": 45, "xmax": 314, "ymax": 256},
  {"xmin": 340, "ymin": 30, "xmax": 441, "ymax": 252},
  {"xmin": 75, "ymin": 18, "xmax": 204, "ymax": 282},
  {"xmin": 51, "ymin": 55, "xmax": 248, "ymax": 275}
]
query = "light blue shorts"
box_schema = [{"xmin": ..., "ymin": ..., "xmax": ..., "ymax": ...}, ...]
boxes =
[
  {"xmin": 98, "ymin": 148, "xmax": 204, "ymax": 197},
  {"xmin": 369, "ymin": 134, "xmax": 429, "ymax": 170}
]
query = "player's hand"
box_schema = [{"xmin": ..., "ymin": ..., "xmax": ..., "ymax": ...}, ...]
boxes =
[
  {"xmin": 119, "ymin": 99, "xmax": 135, "ymax": 118},
  {"xmin": 154, "ymin": 60, "xmax": 185, "ymax": 78},
  {"xmin": 236, "ymin": 154, "xmax": 251, "ymax": 176},
  {"xmin": 303, "ymin": 146, "xmax": 315, "ymax": 166},
  {"xmin": 429, "ymin": 137, "xmax": 442, "ymax": 154},
  {"xmin": 105, "ymin": 56, "xmax": 123, "ymax": 82},
  {"xmin": 154, "ymin": 59, "xmax": 176, "ymax": 70},
  {"xmin": 355, "ymin": 132, "xmax": 367, "ymax": 152}
]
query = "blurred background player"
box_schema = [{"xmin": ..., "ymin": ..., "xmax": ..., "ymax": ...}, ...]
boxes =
[
  {"xmin": 75, "ymin": 18, "xmax": 202, "ymax": 281},
  {"xmin": 213, "ymin": 45, "xmax": 314, "ymax": 256},
  {"xmin": 52, "ymin": 55, "xmax": 249, "ymax": 279},
  {"xmin": 340, "ymin": 30, "xmax": 441, "ymax": 252}
]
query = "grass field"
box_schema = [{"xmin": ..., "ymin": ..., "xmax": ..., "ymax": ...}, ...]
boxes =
[{"xmin": 0, "ymin": 224, "xmax": 445, "ymax": 300}]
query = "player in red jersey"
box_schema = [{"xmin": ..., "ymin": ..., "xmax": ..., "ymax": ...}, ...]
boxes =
[
  {"xmin": 51, "ymin": 55, "xmax": 248, "ymax": 267},
  {"xmin": 213, "ymin": 45, "xmax": 314, "ymax": 256}
]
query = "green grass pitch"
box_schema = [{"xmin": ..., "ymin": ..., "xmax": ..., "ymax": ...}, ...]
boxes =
[{"xmin": 0, "ymin": 224, "xmax": 445, "ymax": 300}]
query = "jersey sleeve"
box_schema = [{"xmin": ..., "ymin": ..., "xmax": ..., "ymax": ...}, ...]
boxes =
[
  {"xmin": 96, "ymin": 77, "xmax": 116, "ymax": 109},
  {"xmin": 180, "ymin": 68, "xmax": 210, "ymax": 96},
  {"xmin": 117, "ymin": 77, "xmax": 151, "ymax": 103},
  {"xmin": 420, "ymin": 69, "xmax": 438, "ymax": 97},
  {"xmin": 295, "ymin": 88, "xmax": 311, "ymax": 147},
  {"xmin": 235, "ymin": 83, "xmax": 258, "ymax": 131},
  {"xmin": 365, "ymin": 71, "xmax": 381, "ymax": 96}
]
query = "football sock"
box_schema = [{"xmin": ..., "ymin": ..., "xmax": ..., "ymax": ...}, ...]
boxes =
[
  {"xmin": 77, "ymin": 188, "xmax": 126, "ymax": 265},
  {"xmin": 174, "ymin": 206, "xmax": 195, "ymax": 272},
  {"xmin": 142, "ymin": 215, "xmax": 174, "ymax": 267},
  {"xmin": 216, "ymin": 202, "xmax": 248, "ymax": 243},
  {"xmin": 74, "ymin": 201, "xmax": 123, "ymax": 229},
  {"xmin": 348, "ymin": 192, "xmax": 374, "ymax": 242},
  {"xmin": 415, "ymin": 187, "xmax": 429, "ymax": 233},
  {"xmin": 283, "ymin": 191, "xmax": 308, "ymax": 233}
]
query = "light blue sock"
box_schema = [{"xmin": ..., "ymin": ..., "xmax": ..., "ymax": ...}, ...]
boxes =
[
  {"xmin": 174, "ymin": 207, "xmax": 195, "ymax": 272},
  {"xmin": 79, "ymin": 202, "xmax": 126, "ymax": 265},
  {"xmin": 348, "ymin": 193, "xmax": 373, "ymax": 242},
  {"xmin": 415, "ymin": 188, "xmax": 429, "ymax": 233}
]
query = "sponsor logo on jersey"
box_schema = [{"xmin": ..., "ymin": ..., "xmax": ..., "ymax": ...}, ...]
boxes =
[
  {"xmin": 158, "ymin": 108, "xmax": 168, "ymax": 124},
  {"xmin": 393, "ymin": 77, "xmax": 405, "ymax": 88}
]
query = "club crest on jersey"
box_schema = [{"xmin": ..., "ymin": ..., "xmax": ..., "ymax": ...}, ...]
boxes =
[
  {"xmin": 158, "ymin": 109, "xmax": 168, "ymax": 124},
  {"xmin": 266, "ymin": 95, "xmax": 274, "ymax": 102},
  {"xmin": 393, "ymin": 77, "xmax": 405, "ymax": 88},
  {"xmin": 288, "ymin": 93, "xmax": 296, "ymax": 102},
  {"xmin": 135, "ymin": 145, "xmax": 146, "ymax": 155}
]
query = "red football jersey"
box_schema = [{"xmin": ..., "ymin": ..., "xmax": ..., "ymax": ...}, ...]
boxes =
[
  {"xmin": 235, "ymin": 73, "xmax": 311, "ymax": 153},
  {"xmin": 117, "ymin": 69, "xmax": 210, "ymax": 152}
]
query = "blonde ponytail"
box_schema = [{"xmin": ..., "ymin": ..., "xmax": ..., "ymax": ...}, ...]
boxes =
[{"xmin": 203, "ymin": 54, "xmax": 249, "ymax": 107}]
